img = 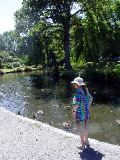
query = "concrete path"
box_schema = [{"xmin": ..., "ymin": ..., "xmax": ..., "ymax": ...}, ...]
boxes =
[{"xmin": 0, "ymin": 107, "xmax": 120, "ymax": 160}]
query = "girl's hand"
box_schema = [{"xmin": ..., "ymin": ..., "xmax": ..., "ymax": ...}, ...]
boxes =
[
  {"xmin": 72, "ymin": 105, "xmax": 78, "ymax": 118},
  {"xmin": 72, "ymin": 109, "xmax": 76, "ymax": 118}
]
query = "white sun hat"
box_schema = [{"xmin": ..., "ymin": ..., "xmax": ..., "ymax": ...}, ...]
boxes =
[{"xmin": 71, "ymin": 77, "xmax": 85, "ymax": 86}]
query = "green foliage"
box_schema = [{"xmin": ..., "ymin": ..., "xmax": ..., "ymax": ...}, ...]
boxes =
[
  {"xmin": 3, "ymin": 63, "xmax": 13, "ymax": 69},
  {"xmin": 15, "ymin": 67, "xmax": 23, "ymax": 72},
  {"xmin": 113, "ymin": 64, "xmax": 120, "ymax": 77},
  {"xmin": 24, "ymin": 66, "xmax": 32, "ymax": 72},
  {"xmin": 19, "ymin": 55, "xmax": 30, "ymax": 66},
  {"xmin": 70, "ymin": 17, "xmax": 84, "ymax": 61},
  {"xmin": 85, "ymin": 62, "xmax": 94, "ymax": 68},
  {"xmin": 1, "ymin": 0, "xmax": 118, "ymax": 73},
  {"xmin": 2, "ymin": 31, "xmax": 18, "ymax": 53},
  {"xmin": 0, "ymin": 49, "xmax": 29, "ymax": 69},
  {"xmin": 71, "ymin": 58, "xmax": 86, "ymax": 69},
  {"xmin": 98, "ymin": 62, "xmax": 120, "ymax": 78},
  {"xmin": 0, "ymin": 34, "xmax": 5, "ymax": 50},
  {"xmin": 82, "ymin": 61, "xmax": 120, "ymax": 82},
  {"xmin": 36, "ymin": 65, "xmax": 43, "ymax": 70},
  {"xmin": 0, "ymin": 69, "xmax": 4, "ymax": 75},
  {"xmin": 12, "ymin": 62, "xmax": 21, "ymax": 68},
  {"xmin": 0, "ymin": 50, "xmax": 9, "ymax": 59}
]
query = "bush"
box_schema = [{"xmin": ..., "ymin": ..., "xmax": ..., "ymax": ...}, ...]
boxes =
[
  {"xmin": 0, "ymin": 69, "xmax": 4, "ymax": 75},
  {"xmin": 37, "ymin": 65, "xmax": 43, "ymax": 70},
  {"xmin": 15, "ymin": 67, "xmax": 23, "ymax": 73},
  {"xmin": 13, "ymin": 57, "xmax": 20, "ymax": 62},
  {"xmin": 72, "ymin": 63, "xmax": 86, "ymax": 69},
  {"xmin": 85, "ymin": 62, "xmax": 94, "ymax": 69},
  {"xmin": 113, "ymin": 64, "xmax": 120, "ymax": 77},
  {"xmin": 83, "ymin": 61, "xmax": 120, "ymax": 83},
  {"xmin": 5, "ymin": 63, "xmax": 13, "ymax": 69},
  {"xmin": 72, "ymin": 59, "xmax": 86, "ymax": 69},
  {"xmin": 12, "ymin": 62, "xmax": 21, "ymax": 68},
  {"xmin": 0, "ymin": 51, "xmax": 9, "ymax": 61},
  {"xmin": 24, "ymin": 66, "xmax": 32, "ymax": 72}
]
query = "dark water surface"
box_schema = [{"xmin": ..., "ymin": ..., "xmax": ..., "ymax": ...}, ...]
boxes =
[{"xmin": 0, "ymin": 71, "xmax": 120, "ymax": 145}]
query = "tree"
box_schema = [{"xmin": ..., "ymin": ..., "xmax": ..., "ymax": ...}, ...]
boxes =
[
  {"xmin": 77, "ymin": 0, "xmax": 120, "ymax": 62},
  {"xmin": 2, "ymin": 31, "xmax": 17, "ymax": 53},
  {"xmin": 0, "ymin": 34, "xmax": 5, "ymax": 50},
  {"xmin": 16, "ymin": 0, "xmax": 85, "ymax": 69},
  {"xmin": 14, "ymin": 0, "xmax": 120, "ymax": 67}
]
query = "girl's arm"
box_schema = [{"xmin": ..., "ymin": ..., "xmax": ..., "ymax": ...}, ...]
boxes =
[{"xmin": 71, "ymin": 94, "xmax": 80, "ymax": 118}]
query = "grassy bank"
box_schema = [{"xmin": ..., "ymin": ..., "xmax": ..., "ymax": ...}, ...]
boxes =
[
  {"xmin": 0, "ymin": 66, "xmax": 39, "ymax": 74},
  {"xmin": 1, "ymin": 61, "xmax": 120, "ymax": 84}
]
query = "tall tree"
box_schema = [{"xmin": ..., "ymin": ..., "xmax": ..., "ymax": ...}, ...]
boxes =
[{"xmin": 17, "ymin": 0, "xmax": 84, "ymax": 69}]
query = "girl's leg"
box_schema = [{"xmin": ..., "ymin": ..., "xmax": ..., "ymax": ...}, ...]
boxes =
[
  {"xmin": 84, "ymin": 120, "xmax": 90, "ymax": 146},
  {"xmin": 80, "ymin": 133, "xmax": 84, "ymax": 147},
  {"xmin": 77, "ymin": 121, "xmax": 85, "ymax": 149}
]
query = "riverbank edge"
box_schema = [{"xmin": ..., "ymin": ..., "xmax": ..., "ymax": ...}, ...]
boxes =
[
  {"xmin": 1, "ymin": 66, "xmax": 120, "ymax": 84},
  {"xmin": 0, "ymin": 67, "xmax": 37, "ymax": 74},
  {"xmin": 0, "ymin": 107, "xmax": 120, "ymax": 160}
]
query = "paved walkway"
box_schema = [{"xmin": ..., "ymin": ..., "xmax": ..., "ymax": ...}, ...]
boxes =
[{"xmin": 0, "ymin": 107, "xmax": 120, "ymax": 160}]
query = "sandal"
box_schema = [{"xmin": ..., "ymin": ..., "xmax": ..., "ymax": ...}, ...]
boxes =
[
  {"xmin": 84, "ymin": 141, "xmax": 90, "ymax": 147},
  {"xmin": 77, "ymin": 145, "xmax": 85, "ymax": 150}
]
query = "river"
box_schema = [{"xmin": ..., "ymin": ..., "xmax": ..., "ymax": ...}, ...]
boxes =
[{"xmin": 0, "ymin": 71, "xmax": 120, "ymax": 145}]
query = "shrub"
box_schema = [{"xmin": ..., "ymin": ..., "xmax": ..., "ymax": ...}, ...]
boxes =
[
  {"xmin": 0, "ymin": 51, "xmax": 9, "ymax": 61},
  {"xmin": 37, "ymin": 65, "xmax": 43, "ymax": 70},
  {"xmin": 0, "ymin": 69, "xmax": 4, "ymax": 75},
  {"xmin": 85, "ymin": 62, "xmax": 94, "ymax": 69},
  {"xmin": 5, "ymin": 63, "xmax": 13, "ymax": 69},
  {"xmin": 15, "ymin": 67, "xmax": 23, "ymax": 73},
  {"xmin": 72, "ymin": 59, "xmax": 86, "ymax": 69},
  {"xmin": 12, "ymin": 62, "xmax": 21, "ymax": 68},
  {"xmin": 13, "ymin": 57, "xmax": 20, "ymax": 62},
  {"xmin": 113, "ymin": 64, "xmax": 120, "ymax": 77},
  {"xmin": 24, "ymin": 66, "xmax": 32, "ymax": 72},
  {"xmin": 72, "ymin": 62, "xmax": 86, "ymax": 69}
]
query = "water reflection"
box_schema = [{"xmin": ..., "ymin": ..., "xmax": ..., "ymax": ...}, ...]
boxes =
[{"xmin": 0, "ymin": 72, "xmax": 120, "ymax": 145}]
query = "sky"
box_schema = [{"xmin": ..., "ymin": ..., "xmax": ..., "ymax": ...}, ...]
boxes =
[
  {"xmin": 0, "ymin": 1, "xmax": 80, "ymax": 34},
  {"xmin": 0, "ymin": 0, "xmax": 22, "ymax": 34}
]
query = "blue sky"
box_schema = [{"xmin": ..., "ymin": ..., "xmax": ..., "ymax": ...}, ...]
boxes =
[{"xmin": 0, "ymin": 0, "xmax": 22, "ymax": 34}]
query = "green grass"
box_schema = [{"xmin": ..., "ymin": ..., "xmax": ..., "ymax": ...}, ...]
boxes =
[
  {"xmin": 1, "ymin": 66, "xmax": 38, "ymax": 74},
  {"xmin": 2, "ymin": 69, "xmax": 15, "ymax": 73}
]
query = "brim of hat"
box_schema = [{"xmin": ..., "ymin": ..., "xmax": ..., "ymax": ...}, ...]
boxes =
[
  {"xmin": 71, "ymin": 81, "xmax": 79, "ymax": 85},
  {"xmin": 71, "ymin": 81, "xmax": 85, "ymax": 86},
  {"xmin": 80, "ymin": 83, "xmax": 86, "ymax": 86}
]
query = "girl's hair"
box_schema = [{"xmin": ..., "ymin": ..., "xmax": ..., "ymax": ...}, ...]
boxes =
[{"xmin": 81, "ymin": 85, "xmax": 88, "ymax": 95}]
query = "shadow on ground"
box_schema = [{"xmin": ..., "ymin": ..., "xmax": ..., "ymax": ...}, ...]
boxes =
[{"xmin": 78, "ymin": 147, "xmax": 105, "ymax": 160}]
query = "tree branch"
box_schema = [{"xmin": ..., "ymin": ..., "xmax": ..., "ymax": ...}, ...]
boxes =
[{"xmin": 71, "ymin": 8, "xmax": 85, "ymax": 17}]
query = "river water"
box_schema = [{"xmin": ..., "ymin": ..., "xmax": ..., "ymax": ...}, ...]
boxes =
[{"xmin": 0, "ymin": 71, "xmax": 120, "ymax": 145}]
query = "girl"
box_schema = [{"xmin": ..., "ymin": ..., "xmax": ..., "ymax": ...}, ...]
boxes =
[{"xmin": 71, "ymin": 77, "xmax": 93, "ymax": 150}]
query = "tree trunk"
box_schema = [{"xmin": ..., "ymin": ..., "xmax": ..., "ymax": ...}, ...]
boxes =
[
  {"xmin": 63, "ymin": 1, "xmax": 72, "ymax": 70},
  {"xmin": 63, "ymin": 21, "xmax": 72, "ymax": 70}
]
